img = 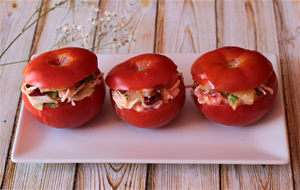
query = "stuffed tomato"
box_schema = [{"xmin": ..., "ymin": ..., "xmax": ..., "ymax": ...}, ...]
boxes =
[
  {"xmin": 191, "ymin": 46, "xmax": 278, "ymax": 126},
  {"xmin": 22, "ymin": 47, "xmax": 106, "ymax": 128},
  {"xmin": 105, "ymin": 54, "xmax": 186, "ymax": 129}
]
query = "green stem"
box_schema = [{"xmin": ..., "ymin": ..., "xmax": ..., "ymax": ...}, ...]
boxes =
[{"xmin": 0, "ymin": 60, "xmax": 29, "ymax": 67}]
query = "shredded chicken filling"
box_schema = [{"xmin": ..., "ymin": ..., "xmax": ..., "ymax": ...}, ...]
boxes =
[
  {"xmin": 22, "ymin": 73, "xmax": 103, "ymax": 110},
  {"xmin": 112, "ymin": 74, "xmax": 182, "ymax": 112},
  {"xmin": 191, "ymin": 81, "xmax": 274, "ymax": 110}
]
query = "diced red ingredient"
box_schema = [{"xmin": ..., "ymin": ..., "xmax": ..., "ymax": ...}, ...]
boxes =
[
  {"xmin": 196, "ymin": 88, "xmax": 223, "ymax": 105},
  {"xmin": 29, "ymin": 89, "xmax": 45, "ymax": 97},
  {"xmin": 144, "ymin": 93, "xmax": 162, "ymax": 105}
]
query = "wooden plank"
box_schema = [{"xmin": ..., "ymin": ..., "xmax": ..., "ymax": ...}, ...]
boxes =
[
  {"xmin": 74, "ymin": 0, "xmax": 156, "ymax": 189},
  {"xmin": 2, "ymin": 0, "xmax": 99, "ymax": 189},
  {"xmin": 147, "ymin": 164, "xmax": 219, "ymax": 190},
  {"xmin": 155, "ymin": 0, "xmax": 216, "ymax": 53},
  {"xmin": 147, "ymin": 1, "xmax": 220, "ymax": 189},
  {"xmin": 75, "ymin": 163, "xmax": 147, "ymax": 190},
  {"xmin": 94, "ymin": 0, "xmax": 157, "ymax": 54},
  {"xmin": 216, "ymin": 1, "xmax": 293, "ymax": 189},
  {"xmin": 0, "ymin": 0, "xmax": 39, "ymax": 186},
  {"xmin": 274, "ymin": 0, "xmax": 300, "ymax": 189},
  {"xmin": 2, "ymin": 163, "xmax": 76, "ymax": 189}
]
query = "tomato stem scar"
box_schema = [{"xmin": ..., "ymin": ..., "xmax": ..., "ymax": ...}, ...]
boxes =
[
  {"xmin": 225, "ymin": 59, "xmax": 240, "ymax": 67},
  {"xmin": 49, "ymin": 56, "xmax": 70, "ymax": 66}
]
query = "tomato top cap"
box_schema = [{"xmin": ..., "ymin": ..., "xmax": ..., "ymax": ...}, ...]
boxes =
[
  {"xmin": 191, "ymin": 46, "xmax": 274, "ymax": 92},
  {"xmin": 23, "ymin": 47, "xmax": 98, "ymax": 89},
  {"xmin": 105, "ymin": 54, "xmax": 178, "ymax": 90}
]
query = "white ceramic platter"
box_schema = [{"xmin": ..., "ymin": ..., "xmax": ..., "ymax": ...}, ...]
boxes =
[{"xmin": 11, "ymin": 53, "xmax": 289, "ymax": 164}]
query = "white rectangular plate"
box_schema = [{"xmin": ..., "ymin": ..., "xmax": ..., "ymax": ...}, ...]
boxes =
[{"xmin": 12, "ymin": 53, "xmax": 289, "ymax": 164}]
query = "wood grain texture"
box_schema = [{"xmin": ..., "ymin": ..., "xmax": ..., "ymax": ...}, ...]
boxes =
[
  {"xmin": 147, "ymin": 164, "xmax": 219, "ymax": 190},
  {"xmin": 0, "ymin": 0, "xmax": 39, "ymax": 186},
  {"xmin": 274, "ymin": 0, "xmax": 300, "ymax": 189},
  {"xmin": 94, "ymin": 0, "xmax": 157, "ymax": 54},
  {"xmin": 2, "ymin": 0, "xmax": 99, "ymax": 189},
  {"xmin": 75, "ymin": 163, "xmax": 147, "ymax": 190},
  {"xmin": 74, "ymin": 0, "xmax": 156, "ymax": 189},
  {"xmin": 148, "ymin": 1, "xmax": 220, "ymax": 190},
  {"xmin": 2, "ymin": 163, "xmax": 75, "ymax": 190},
  {"xmin": 156, "ymin": 0, "xmax": 216, "ymax": 53},
  {"xmin": 216, "ymin": 0, "xmax": 293, "ymax": 189}
]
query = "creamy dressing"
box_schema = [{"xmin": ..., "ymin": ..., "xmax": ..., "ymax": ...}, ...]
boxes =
[
  {"xmin": 22, "ymin": 73, "xmax": 103, "ymax": 109},
  {"xmin": 112, "ymin": 78, "xmax": 181, "ymax": 112},
  {"xmin": 192, "ymin": 82, "xmax": 274, "ymax": 110}
]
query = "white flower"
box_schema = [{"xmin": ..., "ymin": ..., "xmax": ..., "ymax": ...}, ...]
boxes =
[
  {"xmin": 106, "ymin": 17, "xmax": 111, "ymax": 22},
  {"xmin": 104, "ymin": 11, "xmax": 111, "ymax": 17},
  {"xmin": 51, "ymin": 6, "xmax": 135, "ymax": 52},
  {"xmin": 77, "ymin": 25, "xmax": 84, "ymax": 32},
  {"xmin": 63, "ymin": 26, "xmax": 69, "ymax": 33},
  {"xmin": 88, "ymin": 17, "xmax": 95, "ymax": 23}
]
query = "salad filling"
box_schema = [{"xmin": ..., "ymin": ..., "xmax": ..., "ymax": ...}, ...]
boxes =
[
  {"xmin": 191, "ymin": 79, "xmax": 274, "ymax": 110},
  {"xmin": 22, "ymin": 72, "xmax": 103, "ymax": 110},
  {"xmin": 112, "ymin": 73, "xmax": 182, "ymax": 112}
]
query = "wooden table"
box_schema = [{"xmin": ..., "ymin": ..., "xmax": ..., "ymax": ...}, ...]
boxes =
[{"xmin": 0, "ymin": 0, "xmax": 299, "ymax": 189}]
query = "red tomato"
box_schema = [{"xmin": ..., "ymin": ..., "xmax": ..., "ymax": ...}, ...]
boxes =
[
  {"xmin": 191, "ymin": 46, "xmax": 278, "ymax": 126},
  {"xmin": 105, "ymin": 54, "xmax": 186, "ymax": 129},
  {"xmin": 22, "ymin": 48, "xmax": 105, "ymax": 128}
]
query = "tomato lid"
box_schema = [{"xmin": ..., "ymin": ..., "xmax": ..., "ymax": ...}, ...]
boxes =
[
  {"xmin": 105, "ymin": 54, "xmax": 178, "ymax": 90},
  {"xmin": 191, "ymin": 46, "xmax": 274, "ymax": 92},
  {"xmin": 23, "ymin": 47, "xmax": 98, "ymax": 89}
]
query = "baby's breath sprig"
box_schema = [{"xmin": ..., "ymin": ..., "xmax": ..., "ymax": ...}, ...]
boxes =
[
  {"xmin": 0, "ymin": 0, "xmax": 70, "ymax": 65},
  {"xmin": 94, "ymin": 11, "xmax": 135, "ymax": 51},
  {"xmin": 50, "ymin": 8, "xmax": 135, "ymax": 51}
]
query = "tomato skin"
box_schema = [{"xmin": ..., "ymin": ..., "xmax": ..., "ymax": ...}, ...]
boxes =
[
  {"xmin": 24, "ymin": 47, "xmax": 97, "ymax": 89},
  {"xmin": 105, "ymin": 54, "xmax": 177, "ymax": 90},
  {"xmin": 22, "ymin": 75, "xmax": 106, "ymax": 129},
  {"xmin": 192, "ymin": 72, "xmax": 278, "ymax": 126},
  {"xmin": 110, "ymin": 77, "xmax": 186, "ymax": 129},
  {"xmin": 191, "ymin": 46, "xmax": 273, "ymax": 92}
]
